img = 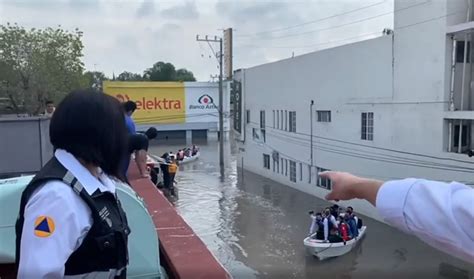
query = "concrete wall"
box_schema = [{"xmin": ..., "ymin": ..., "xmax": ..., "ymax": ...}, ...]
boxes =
[{"xmin": 0, "ymin": 117, "xmax": 53, "ymax": 177}]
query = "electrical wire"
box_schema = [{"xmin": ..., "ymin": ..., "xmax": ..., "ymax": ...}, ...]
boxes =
[
  {"xmin": 237, "ymin": 1, "xmax": 429, "ymax": 41},
  {"xmin": 236, "ymin": 0, "xmax": 387, "ymax": 37},
  {"xmin": 246, "ymin": 120, "xmax": 474, "ymax": 165}
]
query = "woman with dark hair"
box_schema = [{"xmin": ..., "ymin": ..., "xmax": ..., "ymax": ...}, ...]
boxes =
[{"xmin": 15, "ymin": 90, "xmax": 130, "ymax": 278}]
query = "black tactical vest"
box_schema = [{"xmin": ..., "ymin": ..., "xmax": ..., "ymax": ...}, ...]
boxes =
[{"xmin": 15, "ymin": 157, "xmax": 130, "ymax": 278}]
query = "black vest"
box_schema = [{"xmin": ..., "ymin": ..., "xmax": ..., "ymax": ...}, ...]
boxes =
[{"xmin": 15, "ymin": 157, "xmax": 130, "ymax": 277}]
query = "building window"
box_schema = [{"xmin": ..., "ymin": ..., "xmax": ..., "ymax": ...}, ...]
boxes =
[
  {"xmin": 285, "ymin": 110, "xmax": 288, "ymax": 131},
  {"xmin": 299, "ymin": 163, "xmax": 303, "ymax": 181},
  {"xmin": 285, "ymin": 159, "xmax": 288, "ymax": 176},
  {"xmin": 289, "ymin": 111, "xmax": 296, "ymax": 133},
  {"xmin": 263, "ymin": 154, "xmax": 270, "ymax": 169},
  {"xmin": 308, "ymin": 165, "xmax": 312, "ymax": 183},
  {"xmin": 317, "ymin": 110, "xmax": 331, "ymax": 122},
  {"xmin": 272, "ymin": 158, "xmax": 276, "ymax": 172},
  {"xmin": 281, "ymin": 158, "xmax": 284, "ymax": 174},
  {"xmin": 246, "ymin": 110, "xmax": 250, "ymax": 124},
  {"xmin": 456, "ymin": 41, "xmax": 471, "ymax": 63},
  {"xmin": 453, "ymin": 124, "xmax": 469, "ymax": 148},
  {"xmin": 289, "ymin": 160, "xmax": 296, "ymax": 182},
  {"xmin": 280, "ymin": 110, "xmax": 283, "ymax": 130},
  {"xmin": 361, "ymin": 112, "xmax": 374, "ymax": 141},
  {"xmin": 260, "ymin": 110, "xmax": 266, "ymax": 142},
  {"xmin": 276, "ymin": 110, "xmax": 279, "ymax": 130},
  {"xmin": 276, "ymin": 158, "xmax": 280, "ymax": 174},
  {"xmin": 273, "ymin": 110, "xmax": 275, "ymax": 129},
  {"xmin": 316, "ymin": 167, "xmax": 332, "ymax": 189}
]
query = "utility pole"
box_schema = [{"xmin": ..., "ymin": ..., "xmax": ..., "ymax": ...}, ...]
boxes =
[
  {"xmin": 310, "ymin": 100, "xmax": 314, "ymax": 168},
  {"xmin": 196, "ymin": 35, "xmax": 225, "ymax": 178}
]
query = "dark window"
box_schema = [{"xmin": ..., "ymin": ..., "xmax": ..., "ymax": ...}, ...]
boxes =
[
  {"xmin": 246, "ymin": 110, "xmax": 250, "ymax": 124},
  {"xmin": 361, "ymin": 112, "xmax": 374, "ymax": 141},
  {"xmin": 299, "ymin": 163, "xmax": 303, "ymax": 181},
  {"xmin": 285, "ymin": 159, "xmax": 288, "ymax": 176},
  {"xmin": 289, "ymin": 111, "xmax": 296, "ymax": 133},
  {"xmin": 260, "ymin": 110, "xmax": 266, "ymax": 142},
  {"xmin": 289, "ymin": 160, "xmax": 296, "ymax": 182},
  {"xmin": 285, "ymin": 110, "xmax": 288, "ymax": 131},
  {"xmin": 456, "ymin": 41, "xmax": 471, "ymax": 63},
  {"xmin": 317, "ymin": 111, "xmax": 331, "ymax": 122},
  {"xmin": 263, "ymin": 154, "xmax": 270, "ymax": 169},
  {"xmin": 453, "ymin": 124, "xmax": 469, "ymax": 147},
  {"xmin": 316, "ymin": 167, "xmax": 332, "ymax": 190},
  {"xmin": 273, "ymin": 110, "xmax": 275, "ymax": 129}
]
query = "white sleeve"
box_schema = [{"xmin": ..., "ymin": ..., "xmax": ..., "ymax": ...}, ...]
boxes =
[
  {"xmin": 309, "ymin": 215, "xmax": 317, "ymax": 234},
  {"xmin": 324, "ymin": 218, "xmax": 328, "ymax": 241},
  {"xmin": 17, "ymin": 181, "xmax": 93, "ymax": 279},
  {"xmin": 376, "ymin": 178, "xmax": 474, "ymax": 263}
]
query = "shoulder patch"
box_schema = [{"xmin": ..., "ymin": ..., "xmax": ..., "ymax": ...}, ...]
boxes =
[{"xmin": 34, "ymin": 216, "xmax": 55, "ymax": 237}]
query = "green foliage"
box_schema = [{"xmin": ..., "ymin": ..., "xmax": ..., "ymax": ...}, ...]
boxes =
[
  {"xmin": 0, "ymin": 23, "xmax": 85, "ymax": 114},
  {"xmin": 117, "ymin": 71, "xmax": 143, "ymax": 81},
  {"xmin": 144, "ymin": 61, "xmax": 196, "ymax": 82}
]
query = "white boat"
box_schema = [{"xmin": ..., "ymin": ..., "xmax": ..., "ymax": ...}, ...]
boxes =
[
  {"xmin": 303, "ymin": 226, "xmax": 367, "ymax": 260},
  {"xmin": 179, "ymin": 151, "xmax": 200, "ymax": 164}
]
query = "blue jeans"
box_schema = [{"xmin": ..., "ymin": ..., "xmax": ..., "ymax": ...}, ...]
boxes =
[{"xmin": 348, "ymin": 219, "xmax": 358, "ymax": 237}]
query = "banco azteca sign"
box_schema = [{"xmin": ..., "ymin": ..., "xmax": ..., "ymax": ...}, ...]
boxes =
[{"xmin": 189, "ymin": 94, "xmax": 217, "ymax": 110}]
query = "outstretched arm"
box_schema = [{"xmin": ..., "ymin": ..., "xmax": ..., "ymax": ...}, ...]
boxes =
[{"xmin": 320, "ymin": 171, "xmax": 474, "ymax": 263}]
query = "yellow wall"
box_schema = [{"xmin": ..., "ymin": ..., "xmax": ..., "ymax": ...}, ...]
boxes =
[{"xmin": 103, "ymin": 81, "xmax": 186, "ymax": 124}]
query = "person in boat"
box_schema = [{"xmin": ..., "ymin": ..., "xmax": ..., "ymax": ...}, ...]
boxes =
[
  {"xmin": 345, "ymin": 206, "xmax": 359, "ymax": 238},
  {"xmin": 184, "ymin": 148, "xmax": 192, "ymax": 157},
  {"xmin": 322, "ymin": 210, "xmax": 343, "ymax": 243},
  {"xmin": 177, "ymin": 149, "xmax": 185, "ymax": 161},
  {"xmin": 330, "ymin": 204, "xmax": 339, "ymax": 219},
  {"xmin": 319, "ymin": 171, "xmax": 474, "ymax": 263},
  {"xmin": 308, "ymin": 211, "xmax": 320, "ymax": 236},
  {"xmin": 337, "ymin": 215, "xmax": 352, "ymax": 241},
  {"xmin": 16, "ymin": 90, "xmax": 130, "ymax": 278},
  {"xmin": 192, "ymin": 145, "xmax": 199, "ymax": 156}
]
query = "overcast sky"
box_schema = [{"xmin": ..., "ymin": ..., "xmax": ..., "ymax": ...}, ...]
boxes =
[{"xmin": 0, "ymin": 0, "xmax": 393, "ymax": 81}]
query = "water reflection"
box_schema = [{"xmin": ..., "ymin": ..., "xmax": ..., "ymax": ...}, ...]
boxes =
[{"xmin": 149, "ymin": 140, "xmax": 473, "ymax": 279}]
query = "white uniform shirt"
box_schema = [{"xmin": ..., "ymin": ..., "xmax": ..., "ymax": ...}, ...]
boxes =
[
  {"xmin": 17, "ymin": 149, "xmax": 119, "ymax": 279},
  {"xmin": 376, "ymin": 178, "xmax": 474, "ymax": 263}
]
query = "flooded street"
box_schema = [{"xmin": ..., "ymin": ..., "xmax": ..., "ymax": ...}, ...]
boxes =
[{"xmin": 149, "ymin": 140, "xmax": 474, "ymax": 279}]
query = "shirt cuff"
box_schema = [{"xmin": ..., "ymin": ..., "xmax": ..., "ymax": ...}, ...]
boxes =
[{"xmin": 376, "ymin": 178, "xmax": 418, "ymax": 233}]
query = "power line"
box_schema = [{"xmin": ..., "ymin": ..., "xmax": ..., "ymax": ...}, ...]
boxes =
[
  {"xmin": 237, "ymin": 1, "xmax": 429, "ymax": 41},
  {"xmin": 256, "ymin": 125, "xmax": 474, "ymax": 172},
  {"xmin": 247, "ymin": 120, "xmax": 474, "ymax": 165},
  {"xmin": 236, "ymin": 0, "xmax": 387, "ymax": 37}
]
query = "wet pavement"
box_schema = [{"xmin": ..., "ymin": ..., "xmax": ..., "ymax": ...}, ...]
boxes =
[{"xmin": 149, "ymin": 140, "xmax": 474, "ymax": 279}]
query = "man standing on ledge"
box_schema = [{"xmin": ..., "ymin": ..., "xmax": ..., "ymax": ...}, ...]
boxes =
[{"xmin": 123, "ymin": 101, "xmax": 137, "ymax": 134}]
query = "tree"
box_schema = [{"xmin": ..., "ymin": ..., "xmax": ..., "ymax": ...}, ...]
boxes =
[
  {"xmin": 0, "ymin": 23, "xmax": 85, "ymax": 114},
  {"xmin": 82, "ymin": 71, "xmax": 108, "ymax": 91},
  {"xmin": 144, "ymin": 62, "xmax": 176, "ymax": 81},
  {"xmin": 176, "ymin": 68, "xmax": 196, "ymax": 81},
  {"xmin": 117, "ymin": 71, "xmax": 143, "ymax": 81}
]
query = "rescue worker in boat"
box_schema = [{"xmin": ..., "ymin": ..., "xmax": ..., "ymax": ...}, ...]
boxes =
[
  {"xmin": 167, "ymin": 157, "xmax": 178, "ymax": 197},
  {"xmin": 16, "ymin": 90, "xmax": 131, "ymax": 278},
  {"xmin": 160, "ymin": 153, "xmax": 171, "ymax": 195}
]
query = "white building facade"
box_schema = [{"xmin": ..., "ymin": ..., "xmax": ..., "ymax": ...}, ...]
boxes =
[{"xmin": 233, "ymin": 0, "xmax": 474, "ymax": 221}]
